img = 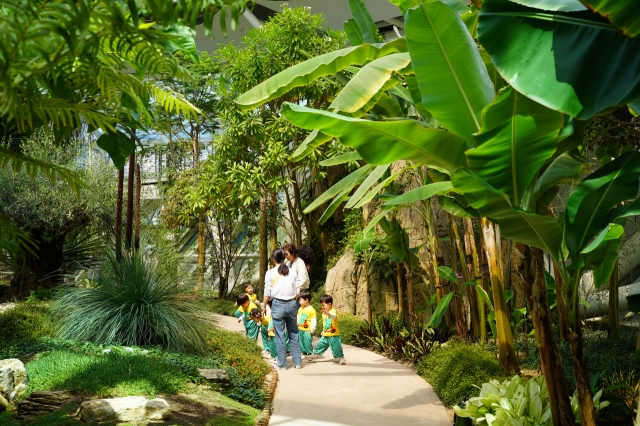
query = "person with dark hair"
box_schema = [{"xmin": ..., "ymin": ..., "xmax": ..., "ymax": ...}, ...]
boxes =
[
  {"xmin": 250, "ymin": 308, "xmax": 276, "ymax": 364},
  {"xmin": 308, "ymin": 294, "xmax": 346, "ymax": 365},
  {"xmin": 297, "ymin": 290, "xmax": 316, "ymax": 358},
  {"xmin": 262, "ymin": 247, "xmax": 302, "ymax": 370},
  {"xmin": 234, "ymin": 293, "xmax": 259, "ymax": 340},
  {"xmin": 297, "ymin": 245, "xmax": 315, "ymax": 273},
  {"xmin": 283, "ymin": 243, "xmax": 310, "ymax": 292},
  {"xmin": 244, "ymin": 282, "xmax": 261, "ymax": 307}
]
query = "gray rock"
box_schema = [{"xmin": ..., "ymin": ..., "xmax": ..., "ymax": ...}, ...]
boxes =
[
  {"xmin": 16, "ymin": 390, "xmax": 71, "ymax": 419},
  {"xmin": 79, "ymin": 396, "xmax": 171, "ymax": 422},
  {"xmin": 0, "ymin": 359, "xmax": 27, "ymax": 408},
  {"xmin": 198, "ymin": 368, "xmax": 230, "ymax": 381}
]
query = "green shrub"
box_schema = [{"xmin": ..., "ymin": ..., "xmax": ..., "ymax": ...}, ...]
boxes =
[
  {"xmin": 208, "ymin": 327, "xmax": 269, "ymax": 408},
  {"xmin": 0, "ymin": 411, "xmax": 20, "ymax": 426},
  {"xmin": 51, "ymin": 249, "xmax": 212, "ymax": 354},
  {"xmin": 200, "ymin": 298, "xmax": 238, "ymax": 316},
  {"xmin": 417, "ymin": 340, "xmax": 507, "ymax": 406},
  {"xmin": 0, "ymin": 303, "xmax": 54, "ymax": 350}
]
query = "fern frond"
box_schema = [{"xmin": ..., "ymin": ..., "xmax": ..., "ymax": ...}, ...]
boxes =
[{"xmin": 0, "ymin": 145, "xmax": 84, "ymax": 193}]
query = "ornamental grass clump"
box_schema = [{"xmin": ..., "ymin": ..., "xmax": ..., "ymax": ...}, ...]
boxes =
[{"xmin": 51, "ymin": 249, "xmax": 212, "ymax": 354}]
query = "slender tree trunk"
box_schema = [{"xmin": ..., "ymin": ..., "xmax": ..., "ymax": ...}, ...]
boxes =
[
  {"xmin": 115, "ymin": 168, "xmax": 124, "ymax": 262},
  {"xmin": 258, "ymin": 193, "xmax": 268, "ymax": 298},
  {"xmin": 554, "ymin": 262, "xmax": 569, "ymax": 341},
  {"xmin": 465, "ymin": 218, "xmax": 486, "ymax": 341},
  {"xmin": 449, "ymin": 215, "xmax": 467, "ymax": 336},
  {"xmin": 396, "ymin": 263, "xmax": 404, "ymax": 317},
  {"xmin": 405, "ymin": 264, "xmax": 414, "ymax": 325},
  {"xmin": 637, "ymin": 322, "xmax": 640, "ymax": 351},
  {"xmin": 482, "ymin": 218, "xmax": 520, "ymax": 373},
  {"xmin": 524, "ymin": 247, "xmax": 574, "ymax": 426},
  {"xmin": 460, "ymin": 219, "xmax": 480, "ymax": 338},
  {"xmin": 134, "ymin": 163, "xmax": 141, "ymax": 250},
  {"xmin": 635, "ymin": 396, "xmax": 640, "ymax": 426},
  {"xmin": 366, "ymin": 259, "xmax": 372, "ymax": 324},
  {"xmin": 608, "ymin": 259, "xmax": 619, "ymax": 338},
  {"xmin": 195, "ymin": 212, "xmax": 206, "ymax": 292},
  {"xmin": 125, "ymin": 152, "xmax": 135, "ymax": 250}
]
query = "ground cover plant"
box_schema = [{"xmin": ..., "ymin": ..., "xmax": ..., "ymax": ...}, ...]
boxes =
[{"xmin": 417, "ymin": 340, "xmax": 508, "ymax": 407}]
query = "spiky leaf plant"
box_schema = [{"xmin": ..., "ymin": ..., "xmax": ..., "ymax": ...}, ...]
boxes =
[{"xmin": 52, "ymin": 249, "xmax": 212, "ymax": 354}]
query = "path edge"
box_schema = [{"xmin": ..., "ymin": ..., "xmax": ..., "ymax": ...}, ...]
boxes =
[{"xmin": 256, "ymin": 363, "xmax": 278, "ymax": 426}]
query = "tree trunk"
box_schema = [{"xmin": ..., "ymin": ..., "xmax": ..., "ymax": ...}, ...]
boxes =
[
  {"xmin": 524, "ymin": 246, "xmax": 575, "ymax": 426},
  {"xmin": 134, "ymin": 163, "xmax": 141, "ymax": 250},
  {"xmin": 366, "ymin": 260, "xmax": 372, "ymax": 324},
  {"xmin": 196, "ymin": 212, "xmax": 206, "ymax": 292},
  {"xmin": 554, "ymin": 262, "xmax": 569, "ymax": 341},
  {"xmin": 115, "ymin": 167, "xmax": 124, "ymax": 262},
  {"xmin": 570, "ymin": 326, "xmax": 597, "ymax": 426},
  {"xmin": 635, "ymin": 396, "xmax": 640, "ymax": 426},
  {"xmin": 465, "ymin": 218, "xmax": 486, "ymax": 341},
  {"xmin": 460, "ymin": 219, "xmax": 480, "ymax": 338},
  {"xmin": 396, "ymin": 263, "xmax": 404, "ymax": 317},
  {"xmin": 405, "ymin": 264, "xmax": 414, "ymax": 325},
  {"xmin": 125, "ymin": 152, "xmax": 135, "ymax": 250},
  {"xmin": 637, "ymin": 322, "xmax": 640, "ymax": 351},
  {"xmin": 10, "ymin": 234, "xmax": 66, "ymax": 296},
  {"xmin": 258, "ymin": 193, "xmax": 268, "ymax": 298},
  {"xmin": 608, "ymin": 259, "xmax": 619, "ymax": 339},
  {"xmin": 481, "ymin": 218, "xmax": 519, "ymax": 373},
  {"xmin": 449, "ymin": 215, "xmax": 467, "ymax": 336}
]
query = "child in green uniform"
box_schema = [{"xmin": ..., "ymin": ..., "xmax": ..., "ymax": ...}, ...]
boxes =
[
  {"xmin": 297, "ymin": 290, "xmax": 316, "ymax": 358},
  {"xmin": 234, "ymin": 294, "xmax": 259, "ymax": 340},
  {"xmin": 250, "ymin": 308, "xmax": 274, "ymax": 360},
  {"xmin": 308, "ymin": 294, "xmax": 346, "ymax": 365},
  {"xmin": 244, "ymin": 282, "xmax": 261, "ymax": 307}
]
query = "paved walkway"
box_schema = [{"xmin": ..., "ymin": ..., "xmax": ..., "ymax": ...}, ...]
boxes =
[{"xmin": 214, "ymin": 314, "xmax": 451, "ymax": 426}]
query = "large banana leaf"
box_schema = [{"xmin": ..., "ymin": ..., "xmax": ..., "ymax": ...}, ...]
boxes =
[
  {"xmin": 438, "ymin": 195, "xmax": 478, "ymax": 218},
  {"xmin": 478, "ymin": 0, "xmax": 640, "ymax": 119},
  {"xmin": 281, "ymin": 103, "xmax": 471, "ymax": 171},
  {"xmin": 453, "ymin": 169, "xmax": 563, "ymax": 259},
  {"xmin": 426, "ymin": 292, "xmax": 454, "ymax": 328},
  {"xmin": 467, "ymin": 87, "xmax": 564, "ymax": 207},
  {"xmin": 354, "ymin": 228, "xmax": 376, "ymax": 252},
  {"xmin": 529, "ymin": 153, "xmax": 588, "ymax": 204},
  {"xmin": 235, "ymin": 40, "xmax": 407, "ymax": 109},
  {"xmin": 331, "ymin": 53, "xmax": 412, "ymax": 115},
  {"xmin": 564, "ymin": 152, "xmax": 640, "ymax": 258},
  {"xmin": 406, "ymin": 1, "xmax": 495, "ymax": 143},
  {"xmin": 382, "ymin": 182, "xmax": 453, "ymax": 207},
  {"xmin": 569, "ymin": 223, "xmax": 624, "ymax": 287},
  {"xmin": 609, "ymin": 198, "xmax": 640, "ymax": 223},
  {"xmin": 318, "ymin": 187, "xmax": 352, "ymax": 225},
  {"xmin": 390, "ymin": 0, "xmax": 421, "ymax": 13},
  {"xmin": 303, "ymin": 165, "xmax": 372, "ymax": 214},
  {"xmin": 579, "ymin": 0, "xmax": 640, "ymax": 37},
  {"xmin": 290, "ymin": 130, "xmax": 333, "ymax": 162},
  {"xmin": 344, "ymin": 18, "xmax": 365, "ymax": 46},
  {"xmin": 319, "ymin": 151, "xmax": 362, "ymax": 166},
  {"xmin": 348, "ymin": 0, "xmax": 381, "ymax": 44},
  {"xmin": 345, "ymin": 165, "xmax": 390, "ymax": 209},
  {"xmin": 353, "ymin": 168, "xmax": 406, "ymax": 209}
]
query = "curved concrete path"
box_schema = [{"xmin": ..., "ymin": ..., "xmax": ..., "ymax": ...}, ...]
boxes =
[{"xmin": 214, "ymin": 314, "xmax": 451, "ymax": 426}]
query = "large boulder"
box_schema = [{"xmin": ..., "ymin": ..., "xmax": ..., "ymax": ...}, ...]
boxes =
[
  {"xmin": 79, "ymin": 396, "xmax": 171, "ymax": 423},
  {"xmin": 0, "ymin": 359, "xmax": 28, "ymax": 410}
]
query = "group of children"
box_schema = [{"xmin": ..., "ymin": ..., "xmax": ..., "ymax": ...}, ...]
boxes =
[{"xmin": 233, "ymin": 283, "xmax": 346, "ymax": 367}]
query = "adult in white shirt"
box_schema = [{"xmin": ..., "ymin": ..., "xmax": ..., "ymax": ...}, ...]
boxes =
[
  {"xmin": 262, "ymin": 248, "xmax": 302, "ymax": 370},
  {"xmin": 283, "ymin": 243, "xmax": 309, "ymax": 291}
]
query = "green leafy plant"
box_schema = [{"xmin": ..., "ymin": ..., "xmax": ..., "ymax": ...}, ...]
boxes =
[
  {"xmin": 454, "ymin": 375, "xmax": 610, "ymax": 426},
  {"xmin": 51, "ymin": 249, "xmax": 212, "ymax": 354}
]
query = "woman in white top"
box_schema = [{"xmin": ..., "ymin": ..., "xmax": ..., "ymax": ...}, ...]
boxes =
[
  {"xmin": 283, "ymin": 243, "xmax": 309, "ymax": 291},
  {"xmin": 261, "ymin": 248, "xmax": 301, "ymax": 370}
]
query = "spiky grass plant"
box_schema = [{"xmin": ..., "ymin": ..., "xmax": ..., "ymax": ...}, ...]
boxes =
[{"xmin": 51, "ymin": 249, "xmax": 212, "ymax": 354}]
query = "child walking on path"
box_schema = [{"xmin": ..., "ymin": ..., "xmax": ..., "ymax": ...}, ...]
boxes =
[
  {"xmin": 234, "ymin": 294, "xmax": 259, "ymax": 340},
  {"xmin": 309, "ymin": 294, "xmax": 346, "ymax": 365},
  {"xmin": 297, "ymin": 290, "xmax": 316, "ymax": 356},
  {"xmin": 250, "ymin": 308, "xmax": 275, "ymax": 361}
]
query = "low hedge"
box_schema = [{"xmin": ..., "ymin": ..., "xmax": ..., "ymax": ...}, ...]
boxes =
[{"xmin": 417, "ymin": 340, "xmax": 508, "ymax": 407}]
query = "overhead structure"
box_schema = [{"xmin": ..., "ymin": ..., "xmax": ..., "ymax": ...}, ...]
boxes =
[{"xmin": 195, "ymin": 0, "xmax": 405, "ymax": 51}]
